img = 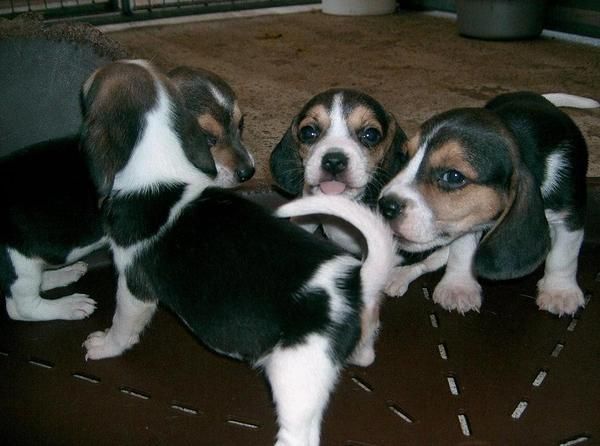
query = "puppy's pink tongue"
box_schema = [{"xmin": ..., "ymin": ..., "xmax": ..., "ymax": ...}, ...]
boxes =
[{"xmin": 319, "ymin": 181, "xmax": 346, "ymax": 195}]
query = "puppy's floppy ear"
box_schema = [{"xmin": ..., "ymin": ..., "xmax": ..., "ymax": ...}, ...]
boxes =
[
  {"xmin": 80, "ymin": 63, "xmax": 157, "ymax": 197},
  {"xmin": 474, "ymin": 163, "xmax": 550, "ymax": 280},
  {"xmin": 269, "ymin": 122, "xmax": 304, "ymax": 196}
]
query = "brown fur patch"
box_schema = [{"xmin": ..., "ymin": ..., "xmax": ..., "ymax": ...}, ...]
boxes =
[
  {"xmin": 420, "ymin": 181, "xmax": 507, "ymax": 233},
  {"xmin": 197, "ymin": 114, "xmax": 223, "ymax": 139},
  {"xmin": 429, "ymin": 141, "xmax": 479, "ymax": 181},
  {"xmin": 417, "ymin": 140, "xmax": 508, "ymax": 232},
  {"xmin": 405, "ymin": 133, "xmax": 420, "ymax": 158},
  {"xmin": 212, "ymin": 144, "xmax": 237, "ymax": 170},
  {"xmin": 347, "ymin": 105, "xmax": 390, "ymax": 170},
  {"xmin": 297, "ymin": 104, "xmax": 330, "ymax": 159}
]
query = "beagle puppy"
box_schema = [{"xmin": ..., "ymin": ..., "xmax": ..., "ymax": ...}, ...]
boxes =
[
  {"xmin": 0, "ymin": 64, "xmax": 254, "ymax": 322},
  {"xmin": 81, "ymin": 60, "xmax": 396, "ymax": 446},
  {"xmin": 270, "ymin": 89, "xmax": 407, "ymax": 253},
  {"xmin": 169, "ymin": 66, "xmax": 255, "ymax": 186},
  {"xmin": 379, "ymin": 92, "xmax": 597, "ymax": 316}
]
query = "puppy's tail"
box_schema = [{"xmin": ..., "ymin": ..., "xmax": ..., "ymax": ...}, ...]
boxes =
[
  {"xmin": 543, "ymin": 93, "xmax": 600, "ymax": 109},
  {"xmin": 276, "ymin": 196, "xmax": 397, "ymax": 302}
]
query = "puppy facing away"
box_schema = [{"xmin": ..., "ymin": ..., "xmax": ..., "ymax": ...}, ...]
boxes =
[
  {"xmin": 0, "ymin": 64, "xmax": 255, "ymax": 322},
  {"xmin": 81, "ymin": 60, "xmax": 397, "ymax": 446},
  {"xmin": 168, "ymin": 66, "xmax": 256, "ymax": 186},
  {"xmin": 270, "ymin": 88, "xmax": 407, "ymax": 253},
  {"xmin": 378, "ymin": 92, "xmax": 598, "ymax": 316},
  {"xmin": 0, "ymin": 136, "xmax": 105, "ymax": 321}
]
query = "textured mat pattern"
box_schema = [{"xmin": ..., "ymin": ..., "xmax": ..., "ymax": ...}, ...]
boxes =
[{"xmin": 1, "ymin": 183, "xmax": 599, "ymax": 445}]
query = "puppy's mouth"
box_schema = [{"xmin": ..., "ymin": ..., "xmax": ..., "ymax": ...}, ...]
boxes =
[
  {"xmin": 309, "ymin": 181, "xmax": 362, "ymax": 198},
  {"xmin": 319, "ymin": 180, "xmax": 347, "ymax": 195}
]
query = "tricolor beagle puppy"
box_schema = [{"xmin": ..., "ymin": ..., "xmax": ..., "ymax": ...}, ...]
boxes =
[
  {"xmin": 270, "ymin": 89, "xmax": 407, "ymax": 253},
  {"xmin": 379, "ymin": 92, "xmax": 598, "ymax": 316},
  {"xmin": 0, "ymin": 64, "xmax": 254, "ymax": 322},
  {"xmin": 81, "ymin": 60, "xmax": 396, "ymax": 446},
  {"xmin": 169, "ymin": 66, "xmax": 255, "ymax": 186}
]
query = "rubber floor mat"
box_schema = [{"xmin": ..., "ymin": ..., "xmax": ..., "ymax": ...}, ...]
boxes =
[{"xmin": 1, "ymin": 183, "xmax": 598, "ymax": 446}]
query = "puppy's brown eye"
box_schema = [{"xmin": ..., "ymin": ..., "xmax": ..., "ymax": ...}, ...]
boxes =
[
  {"xmin": 358, "ymin": 127, "xmax": 381, "ymax": 147},
  {"xmin": 298, "ymin": 125, "xmax": 320, "ymax": 144},
  {"xmin": 439, "ymin": 169, "xmax": 467, "ymax": 189}
]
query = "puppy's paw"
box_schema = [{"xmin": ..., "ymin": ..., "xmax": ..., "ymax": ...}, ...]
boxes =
[
  {"xmin": 83, "ymin": 330, "xmax": 127, "ymax": 360},
  {"xmin": 385, "ymin": 266, "xmax": 414, "ymax": 297},
  {"xmin": 536, "ymin": 279, "xmax": 585, "ymax": 316},
  {"xmin": 433, "ymin": 279, "xmax": 482, "ymax": 314},
  {"xmin": 348, "ymin": 345, "xmax": 375, "ymax": 367},
  {"xmin": 41, "ymin": 262, "xmax": 89, "ymax": 291},
  {"xmin": 56, "ymin": 293, "xmax": 97, "ymax": 320}
]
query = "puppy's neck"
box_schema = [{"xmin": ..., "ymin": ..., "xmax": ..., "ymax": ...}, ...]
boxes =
[{"xmin": 112, "ymin": 87, "xmax": 213, "ymax": 195}]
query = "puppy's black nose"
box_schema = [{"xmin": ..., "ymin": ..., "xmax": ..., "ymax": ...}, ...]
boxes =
[
  {"xmin": 378, "ymin": 196, "xmax": 404, "ymax": 220},
  {"xmin": 236, "ymin": 165, "xmax": 255, "ymax": 182},
  {"xmin": 322, "ymin": 152, "xmax": 348, "ymax": 175}
]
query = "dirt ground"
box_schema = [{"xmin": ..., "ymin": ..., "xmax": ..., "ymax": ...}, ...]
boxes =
[{"xmin": 106, "ymin": 10, "xmax": 600, "ymax": 182}]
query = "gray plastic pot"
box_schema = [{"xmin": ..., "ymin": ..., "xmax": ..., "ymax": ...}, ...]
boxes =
[{"xmin": 456, "ymin": 0, "xmax": 546, "ymax": 40}]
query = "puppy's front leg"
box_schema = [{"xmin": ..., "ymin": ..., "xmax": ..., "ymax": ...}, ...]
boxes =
[
  {"xmin": 433, "ymin": 232, "xmax": 482, "ymax": 314},
  {"xmin": 537, "ymin": 224, "xmax": 585, "ymax": 316},
  {"xmin": 41, "ymin": 261, "xmax": 89, "ymax": 291},
  {"xmin": 84, "ymin": 275, "xmax": 156, "ymax": 360},
  {"xmin": 5, "ymin": 249, "xmax": 95, "ymax": 321},
  {"xmin": 385, "ymin": 246, "xmax": 450, "ymax": 297}
]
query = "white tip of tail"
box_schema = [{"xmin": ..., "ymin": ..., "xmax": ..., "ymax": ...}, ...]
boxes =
[{"xmin": 543, "ymin": 93, "xmax": 600, "ymax": 109}]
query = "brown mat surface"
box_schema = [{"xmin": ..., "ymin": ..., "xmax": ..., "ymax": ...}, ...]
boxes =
[
  {"xmin": 104, "ymin": 10, "xmax": 600, "ymax": 180},
  {"xmin": 1, "ymin": 182, "xmax": 599, "ymax": 445}
]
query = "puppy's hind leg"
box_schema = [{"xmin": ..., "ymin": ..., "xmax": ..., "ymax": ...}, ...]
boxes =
[
  {"xmin": 4, "ymin": 249, "xmax": 95, "ymax": 321},
  {"xmin": 537, "ymin": 223, "xmax": 585, "ymax": 316},
  {"xmin": 263, "ymin": 335, "xmax": 340, "ymax": 446},
  {"xmin": 84, "ymin": 275, "xmax": 157, "ymax": 360}
]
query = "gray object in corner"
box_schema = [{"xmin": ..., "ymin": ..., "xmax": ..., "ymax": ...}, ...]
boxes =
[{"xmin": 456, "ymin": 0, "xmax": 546, "ymax": 40}]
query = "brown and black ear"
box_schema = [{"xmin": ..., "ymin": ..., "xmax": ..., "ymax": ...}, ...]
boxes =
[
  {"xmin": 80, "ymin": 63, "xmax": 157, "ymax": 197},
  {"xmin": 474, "ymin": 163, "xmax": 550, "ymax": 280},
  {"xmin": 269, "ymin": 122, "xmax": 304, "ymax": 196}
]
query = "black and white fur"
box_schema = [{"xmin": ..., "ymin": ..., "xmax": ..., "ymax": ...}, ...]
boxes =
[
  {"xmin": 0, "ymin": 137, "xmax": 105, "ymax": 321},
  {"xmin": 379, "ymin": 92, "xmax": 597, "ymax": 316},
  {"xmin": 0, "ymin": 64, "xmax": 255, "ymax": 322},
  {"xmin": 270, "ymin": 89, "xmax": 407, "ymax": 254},
  {"xmin": 81, "ymin": 60, "xmax": 396, "ymax": 446}
]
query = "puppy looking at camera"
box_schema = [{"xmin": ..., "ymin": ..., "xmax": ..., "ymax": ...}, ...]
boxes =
[
  {"xmin": 270, "ymin": 89, "xmax": 407, "ymax": 253},
  {"xmin": 379, "ymin": 92, "xmax": 597, "ymax": 316},
  {"xmin": 0, "ymin": 65, "xmax": 254, "ymax": 323},
  {"xmin": 81, "ymin": 60, "xmax": 396, "ymax": 446}
]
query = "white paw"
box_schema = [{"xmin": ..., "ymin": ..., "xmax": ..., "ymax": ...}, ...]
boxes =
[
  {"xmin": 42, "ymin": 261, "xmax": 89, "ymax": 291},
  {"xmin": 433, "ymin": 279, "xmax": 482, "ymax": 314},
  {"xmin": 83, "ymin": 330, "xmax": 127, "ymax": 360},
  {"xmin": 58, "ymin": 293, "xmax": 97, "ymax": 320},
  {"xmin": 348, "ymin": 345, "xmax": 375, "ymax": 367},
  {"xmin": 537, "ymin": 279, "xmax": 585, "ymax": 316},
  {"xmin": 66, "ymin": 261, "xmax": 89, "ymax": 277},
  {"xmin": 385, "ymin": 266, "xmax": 414, "ymax": 297}
]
